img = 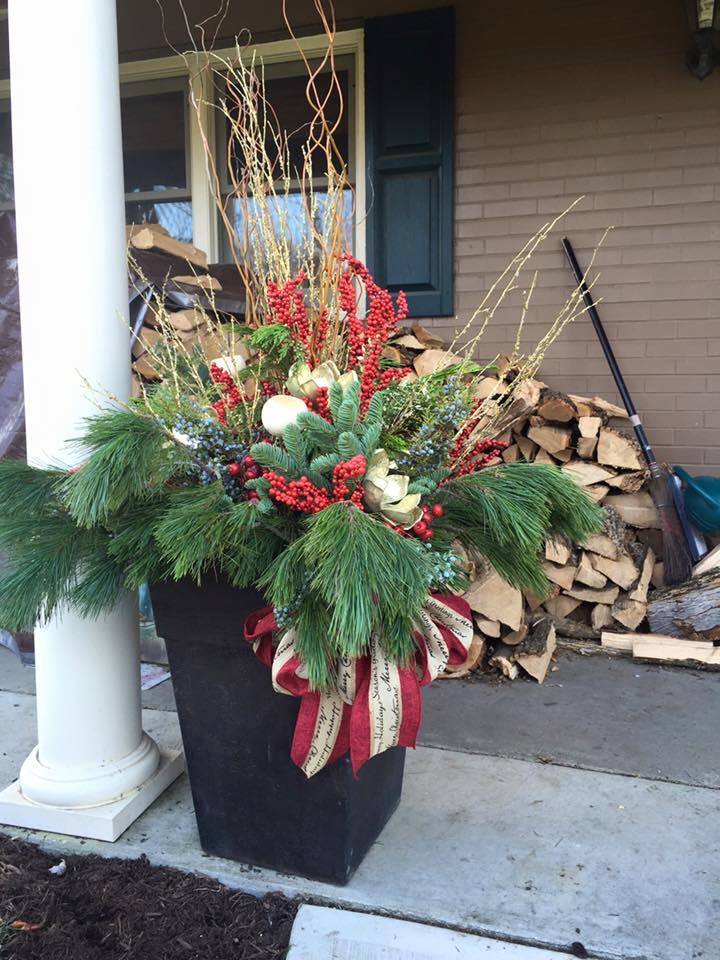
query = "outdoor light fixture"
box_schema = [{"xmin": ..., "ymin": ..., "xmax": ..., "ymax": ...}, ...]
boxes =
[{"xmin": 684, "ymin": 0, "xmax": 720, "ymax": 78}]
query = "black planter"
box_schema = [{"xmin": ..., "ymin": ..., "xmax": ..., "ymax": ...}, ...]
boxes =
[{"xmin": 150, "ymin": 573, "xmax": 405, "ymax": 885}]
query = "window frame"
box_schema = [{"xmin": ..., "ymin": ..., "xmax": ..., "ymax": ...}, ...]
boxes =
[{"xmin": 0, "ymin": 29, "xmax": 365, "ymax": 266}]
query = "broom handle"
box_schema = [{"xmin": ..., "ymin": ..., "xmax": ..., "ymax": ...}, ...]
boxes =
[{"xmin": 561, "ymin": 237, "xmax": 656, "ymax": 470}]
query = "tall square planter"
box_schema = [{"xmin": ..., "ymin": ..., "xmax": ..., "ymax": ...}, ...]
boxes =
[{"xmin": 150, "ymin": 573, "xmax": 405, "ymax": 884}]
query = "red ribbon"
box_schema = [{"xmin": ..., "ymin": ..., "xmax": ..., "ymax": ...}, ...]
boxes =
[{"xmin": 244, "ymin": 593, "xmax": 473, "ymax": 778}]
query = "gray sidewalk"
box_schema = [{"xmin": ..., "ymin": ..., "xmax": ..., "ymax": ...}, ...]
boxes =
[{"xmin": 1, "ymin": 660, "xmax": 718, "ymax": 960}]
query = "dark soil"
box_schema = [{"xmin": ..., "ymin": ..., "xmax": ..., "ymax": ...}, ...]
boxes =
[{"xmin": 0, "ymin": 835, "xmax": 298, "ymax": 959}]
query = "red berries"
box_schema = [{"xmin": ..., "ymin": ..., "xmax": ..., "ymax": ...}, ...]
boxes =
[
  {"xmin": 245, "ymin": 465, "xmax": 260, "ymax": 480},
  {"xmin": 265, "ymin": 454, "xmax": 367, "ymax": 515},
  {"xmin": 227, "ymin": 463, "xmax": 241, "ymax": 477},
  {"xmin": 409, "ymin": 503, "xmax": 442, "ymax": 542}
]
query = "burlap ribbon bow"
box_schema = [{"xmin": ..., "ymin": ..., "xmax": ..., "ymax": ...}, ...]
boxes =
[{"xmin": 244, "ymin": 593, "xmax": 473, "ymax": 778}]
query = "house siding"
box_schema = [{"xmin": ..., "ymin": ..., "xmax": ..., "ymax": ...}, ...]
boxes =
[{"xmin": 443, "ymin": 0, "xmax": 720, "ymax": 474}]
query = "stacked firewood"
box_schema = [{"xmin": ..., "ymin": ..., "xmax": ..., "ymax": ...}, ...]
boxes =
[{"xmin": 389, "ymin": 324, "xmax": 669, "ymax": 684}]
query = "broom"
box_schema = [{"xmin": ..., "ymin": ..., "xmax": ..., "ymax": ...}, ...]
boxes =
[{"xmin": 561, "ymin": 237, "xmax": 692, "ymax": 586}]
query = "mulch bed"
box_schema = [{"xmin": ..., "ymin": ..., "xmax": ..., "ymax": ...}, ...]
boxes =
[{"xmin": 0, "ymin": 835, "xmax": 299, "ymax": 959}]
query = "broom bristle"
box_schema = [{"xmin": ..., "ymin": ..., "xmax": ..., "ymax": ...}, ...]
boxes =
[{"xmin": 649, "ymin": 471, "xmax": 692, "ymax": 586}]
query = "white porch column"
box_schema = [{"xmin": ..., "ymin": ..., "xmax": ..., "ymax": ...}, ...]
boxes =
[{"xmin": 0, "ymin": 0, "xmax": 183, "ymax": 840}]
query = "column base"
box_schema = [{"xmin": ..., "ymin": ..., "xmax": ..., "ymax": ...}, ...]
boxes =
[{"xmin": 0, "ymin": 746, "xmax": 184, "ymax": 842}]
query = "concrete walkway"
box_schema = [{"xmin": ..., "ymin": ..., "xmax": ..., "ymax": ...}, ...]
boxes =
[
  {"xmin": 287, "ymin": 906, "xmax": 582, "ymax": 958},
  {"xmin": 1, "ymin": 649, "xmax": 718, "ymax": 960}
]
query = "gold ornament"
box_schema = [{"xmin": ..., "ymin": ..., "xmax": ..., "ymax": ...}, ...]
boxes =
[
  {"xmin": 286, "ymin": 360, "xmax": 358, "ymax": 400},
  {"xmin": 363, "ymin": 449, "xmax": 423, "ymax": 529}
]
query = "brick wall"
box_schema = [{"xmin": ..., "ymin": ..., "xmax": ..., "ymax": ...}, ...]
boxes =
[{"xmin": 441, "ymin": 0, "xmax": 720, "ymax": 473}]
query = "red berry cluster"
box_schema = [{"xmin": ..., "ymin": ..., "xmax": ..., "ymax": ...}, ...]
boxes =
[
  {"xmin": 209, "ymin": 362, "xmax": 246, "ymax": 426},
  {"xmin": 377, "ymin": 367, "xmax": 413, "ymax": 391},
  {"xmin": 303, "ymin": 386, "xmax": 331, "ymax": 421},
  {"xmin": 331, "ymin": 454, "xmax": 366, "ymax": 507},
  {"xmin": 338, "ymin": 255, "xmax": 408, "ymax": 413},
  {"xmin": 386, "ymin": 502, "xmax": 443, "ymax": 541},
  {"xmin": 260, "ymin": 381, "xmax": 277, "ymax": 399},
  {"xmin": 265, "ymin": 472, "xmax": 330, "ymax": 514},
  {"xmin": 227, "ymin": 454, "xmax": 261, "ymax": 502},
  {"xmin": 451, "ymin": 437, "xmax": 508, "ymax": 478},
  {"xmin": 411, "ymin": 502, "xmax": 443, "ymax": 542},
  {"xmin": 267, "ymin": 272, "xmax": 311, "ymax": 362},
  {"xmin": 265, "ymin": 455, "xmax": 367, "ymax": 515}
]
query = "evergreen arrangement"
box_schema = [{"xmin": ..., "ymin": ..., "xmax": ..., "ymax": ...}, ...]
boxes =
[{"xmin": 0, "ymin": 44, "xmax": 603, "ymax": 773}]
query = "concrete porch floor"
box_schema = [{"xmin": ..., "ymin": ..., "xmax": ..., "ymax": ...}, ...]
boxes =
[{"xmin": 0, "ymin": 647, "xmax": 718, "ymax": 960}]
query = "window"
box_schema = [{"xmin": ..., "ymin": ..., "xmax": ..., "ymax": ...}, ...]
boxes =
[
  {"xmin": 217, "ymin": 56, "xmax": 356, "ymax": 267},
  {"xmin": 121, "ymin": 78, "xmax": 192, "ymax": 244}
]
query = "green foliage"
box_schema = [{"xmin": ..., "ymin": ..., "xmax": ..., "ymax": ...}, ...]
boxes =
[
  {"xmin": 153, "ymin": 485, "xmax": 234, "ymax": 581},
  {"xmin": 62, "ymin": 410, "xmax": 178, "ymax": 527},
  {"xmin": 260, "ymin": 504, "xmax": 433, "ymax": 689},
  {"xmin": 249, "ymin": 323, "xmax": 293, "ymax": 359},
  {"xmin": 334, "ymin": 380, "xmax": 360, "ymax": 432},
  {"xmin": 437, "ymin": 462, "xmax": 603, "ymax": 597},
  {"xmin": 250, "ymin": 441, "xmax": 297, "ymax": 476},
  {"xmin": 0, "ymin": 461, "xmax": 121, "ymax": 630}
]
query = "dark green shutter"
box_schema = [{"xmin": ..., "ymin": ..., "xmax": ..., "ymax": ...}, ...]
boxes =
[{"xmin": 364, "ymin": 8, "xmax": 454, "ymax": 317}]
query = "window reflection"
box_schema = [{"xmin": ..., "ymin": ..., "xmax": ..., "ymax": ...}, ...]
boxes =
[{"xmin": 222, "ymin": 190, "xmax": 353, "ymax": 273}]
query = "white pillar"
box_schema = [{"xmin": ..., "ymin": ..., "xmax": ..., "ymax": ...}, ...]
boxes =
[{"xmin": 0, "ymin": 0, "xmax": 182, "ymax": 839}]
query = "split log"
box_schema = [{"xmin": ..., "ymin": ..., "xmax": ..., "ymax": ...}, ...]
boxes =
[
  {"xmin": 562, "ymin": 461, "xmax": 616, "ymax": 487},
  {"xmin": 693, "ymin": 544, "xmax": 720, "ymax": 578},
  {"xmin": 413, "ymin": 348, "xmax": 463, "ymax": 377},
  {"xmin": 502, "ymin": 444, "xmax": 521, "ymax": 463},
  {"xmin": 545, "ymin": 537, "xmax": 571, "ymax": 566},
  {"xmin": 503, "ymin": 625, "xmax": 529, "ymax": 646},
  {"xmin": 537, "ymin": 391, "xmax": 577, "ymax": 423},
  {"xmin": 569, "ymin": 394, "xmax": 628, "ymax": 419},
  {"xmin": 534, "ymin": 448, "xmax": 556, "ymax": 466},
  {"xmin": 516, "ymin": 435, "xmax": 538, "ymax": 461},
  {"xmin": 411, "ymin": 323, "xmax": 446, "ymax": 350},
  {"xmin": 513, "ymin": 619, "xmax": 556, "ymax": 683},
  {"xmin": 542, "ymin": 560, "xmax": 576, "ymax": 591},
  {"xmin": 131, "ymin": 326, "xmax": 162, "ymax": 359},
  {"xmin": 394, "ymin": 333, "xmax": 426, "ymax": 351},
  {"xmin": 464, "ymin": 568, "xmax": 524, "ymax": 631},
  {"xmin": 546, "ymin": 616, "xmax": 599, "ymax": 640},
  {"xmin": 172, "ymin": 274, "xmax": 222, "ymax": 292},
  {"xmin": 596, "ymin": 428, "xmax": 644, "ymax": 470},
  {"xmin": 128, "ymin": 224, "xmax": 208, "ymax": 268},
  {"xmin": 553, "ymin": 448, "xmax": 574, "ymax": 463},
  {"xmin": 565, "ymin": 583, "xmax": 620, "ymax": 605},
  {"xmin": 543, "ymin": 595, "xmax": 582, "ymax": 619},
  {"xmin": 584, "ymin": 484, "xmax": 610, "ymax": 503},
  {"xmin": 611, "ymin": 596, "xmax": 647, "ymax": 631},
  {"xmin": 474, "ymin": 616, "xmax": 501, "ymax": 638},
  {"xmin": 576, "ymin": 437, "xmax": 598, "ymax": 459},
  {"xmin": 628, "ymin": 547, "xmax": 655, "ymax": 603},
  {"xmin": 472, "ymin": 377, "xmax": 500, "ymax": 400},
  {"xmin": 591, "ymin": 551, "xmax": 639, "ymax": 590},
  {"xmin": 145, "ymin": 307, "xmax": 206, "ymax": 334},
  {"xmin": 647, "ymin": 570, "xmax": 720, "ymax": 638},
  {"xmin": 583, "ymin": 532, "xmax": 619, "ymax": 560},
  {"xmin": 651, "ymin": 561, "xmax": 665, "ymax": 589},
  {"xmin": 489, "ymin": 644, "xmax": 519, "ymax": 680},
  {"xmin": 575, "ymin": 552, "xmax": 608, "ymax": 588},
  {"xmin": 605, "ymin": 492, "xmax": 660, "ymax": 529},
  {"xmin": 591, "ymin": 604, "xmax": 614, "ymax": 631},
  {"xmin": 578, "ymin": 416, "xmax": 602, "ymax": 438},
  {"xmin": 605, "ymin": 471, "xmax": 649, "ymax": 494},
  {"xmin": 632, "ymin": 637, "xmax": 720, "ymax": 668},
  {"xmin": 527, "ymin": 422, "xmax": 572, "ymax": 455}
]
